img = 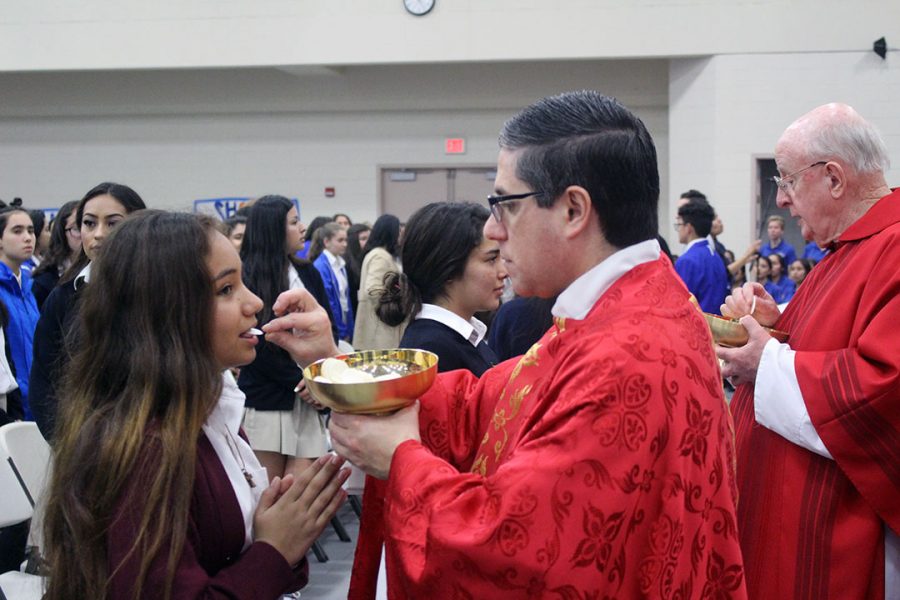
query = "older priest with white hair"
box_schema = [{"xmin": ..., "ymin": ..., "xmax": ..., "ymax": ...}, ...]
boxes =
[{"xmin": 718, "ymin": 103, "xmax": 900, "ymax": 600}]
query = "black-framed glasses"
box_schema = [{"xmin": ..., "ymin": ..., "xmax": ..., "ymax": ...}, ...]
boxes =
[
  {"xmin": 486, "ymin": 191, "xmax": 547, "ymax": 223},
  {"xmin": 65, "ymin": 226, "xmax": 81, "ymax": 237},
  {"xmin": 673, "ymin": 221, "xmax": 684, "ymax": 232},
  {"xmin": 772, "ymin": 161, "xmax": 827, "ymax": 193}
]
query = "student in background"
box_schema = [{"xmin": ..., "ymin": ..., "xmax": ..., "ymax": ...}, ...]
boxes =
[
  {"xmin": 0, "ymin": 208, "xmax": 39, "ymax": 419},
  {"xmin": 352, "ymin": 215, "xmax": 402, "ymax": 351},
  {"xmin": 674, "ymin": 202, "xmax": 729, "ymax": 314},
  {"xmin": 297, "ymin": 216, "xmax": 332, "ymax": 260},
  {"xmin": 238, "ymin": 195, "xmax": 335, "ymax": 483},
  {"xmin": 31, "ymin": 200, "xmax": 81, "ymax": 309},
  {"xmin": 30, "ymin": 182, "xmax": 146, "ymax": 440},
  {"xmin": 345, "ymin": 222, "xmax": 371, "ymax": 318},
  {"xmin": 759, "ymin": 214, "xmax": 797, "ymax": 264},
  {"xmin": 788, "ymin": 258, "xmax": 815, "ymax": 287},
  {"xmin": 224, "ymin": 215, "xmax": 248, "ymax": 252},
  {"xmin": 313, "ymin": 223, "xmax": 354, "ymax": 342},
  {"xmin": 333, "ymin": 213, "xmax": 352, "ymax": 228},
  {"xmin": 764, "ymin": 253, "xmax": 796, "ymax": 303}
]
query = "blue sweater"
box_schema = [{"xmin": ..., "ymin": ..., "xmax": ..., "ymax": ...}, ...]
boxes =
[
  {"xmin": 760, "ymin": 239, "xmax": 797, "ymax": 265},
  {"xmin": 0, "ymin": 263, "xmax": 39, "ymax": 418},
  {"xmin": 764, "ymin": 276, "xmax": 797, "ymax": 304},
  {"xmin": 313, "ymin": 254, "xmax": 354, "ymax": 341},
  {"xmin": 675, "ymin": 241, "xmax": 730, "ymax": 315}
]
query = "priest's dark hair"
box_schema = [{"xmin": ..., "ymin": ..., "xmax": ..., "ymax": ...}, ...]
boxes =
[
  {"xmin": 377, "ymin": 202, "xmax": 489, "ymax": 327},
  {"xmin": 678, "ymin": 201, "xmax": 715, "ymax": 238},
  {"xmin": 498, "ymin": 90, "xmax": 659, "ymax": 249}
]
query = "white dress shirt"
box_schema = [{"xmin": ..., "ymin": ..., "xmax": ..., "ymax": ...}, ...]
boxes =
[
  {"xmin": 322, "ymin": 249, "xmax": 349, "ymax": 317},
  {"xmin": 202, "ymin": 371, "xmax": 268, "ymax": 551},
  {"xmin": 416, "ymin": 303, "xmax": 486, "ymax": 347}
]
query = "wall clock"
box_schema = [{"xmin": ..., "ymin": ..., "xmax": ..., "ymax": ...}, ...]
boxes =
[{"xmin": 404, "ymin": 0, "xmax": 435, "ymax": 17}]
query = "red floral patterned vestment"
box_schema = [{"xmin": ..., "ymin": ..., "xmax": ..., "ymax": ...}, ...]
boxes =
[{"xmin": 355, "ymin": 254, "xmax": 746, "ymax": 599}]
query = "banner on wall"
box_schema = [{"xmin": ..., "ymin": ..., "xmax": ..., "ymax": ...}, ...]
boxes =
[{"xmin": 192, "ymin": 197, "xmax": 301, "ymax": 220}]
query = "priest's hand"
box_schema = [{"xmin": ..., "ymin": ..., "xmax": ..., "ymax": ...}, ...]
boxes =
[
  {"xmin": 264, "ymin": 288, "xmax": 340, "ymax": 367},
  {"xmin": 715, "ymin": 316, "xmax": 769, "ymax": 387},
  {"xmin": 329, "ymin": 402, "xmax": 421, "ymax": 480},
  {"xmin": 721, "ymin": 282, "xmax": 780, "ymax": 327}
]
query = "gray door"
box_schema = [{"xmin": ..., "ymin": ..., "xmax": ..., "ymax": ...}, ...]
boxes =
[{"xmin": 380, "ymin": 167, "xmax": 496, "ymax": 222}]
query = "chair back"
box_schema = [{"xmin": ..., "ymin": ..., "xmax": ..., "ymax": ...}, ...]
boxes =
[
  {"xmin": 0, "ymin": 445, "xmax": 33, "ymax": 527},
  {"xmin": 0, "ymin": 422, "xmax": 52, "ymax": 507}
]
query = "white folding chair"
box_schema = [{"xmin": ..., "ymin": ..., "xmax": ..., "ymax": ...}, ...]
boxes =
[
  {"xmin": 0, "ymin": 445, "xmax": 43, "ymax": 600},
  {"xmin": 0, "ymin": 423, "xmax": 51, "ymax": 508},
  {"xmin": 0, "ymin": 448, "xmax": 32, "ymax": 528},
  {"xmin": 0, "ymin": 423, "xmax": 52, "ymax": 590}
]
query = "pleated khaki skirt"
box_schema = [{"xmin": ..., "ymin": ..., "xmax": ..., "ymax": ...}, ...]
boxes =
[{"xmin": 242, "ymin": 399, "xmax": 329, "ymax": 458}]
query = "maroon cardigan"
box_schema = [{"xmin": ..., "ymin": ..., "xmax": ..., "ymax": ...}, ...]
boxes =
[{"xmin": 107, "ymin": 433, "xmax": 308, "ymax": 599}]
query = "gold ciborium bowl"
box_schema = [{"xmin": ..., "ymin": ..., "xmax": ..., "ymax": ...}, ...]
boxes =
[
  {"xmin": 303, "ymin": 349, "xmax": 438, "ymax": 414},
  {"xmin": 703, "ymin": 313, "xmax": 789, "ymax": 347}
]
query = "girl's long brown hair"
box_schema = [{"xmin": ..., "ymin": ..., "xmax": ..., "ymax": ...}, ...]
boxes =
[{"xmin": 42, "ymin": 211, "xmax": 224, "ymax": 600}]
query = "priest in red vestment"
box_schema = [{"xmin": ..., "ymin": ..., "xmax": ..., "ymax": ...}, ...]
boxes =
[
  {"xmin": 717, "ymin": 103, "xmax": 900, "ymax": 600},
  {"xmin": 328, "ymin": 91, "xmax": 746, "ymax": 599}
]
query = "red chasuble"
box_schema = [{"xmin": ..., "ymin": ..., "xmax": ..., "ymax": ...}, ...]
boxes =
[
  {"xmin": 731, "ymin": 189, "xmax": 900, "ymax": 600},
  {"xmin": 355, "ymin": 255, "xmax": 745, "ymax": 598}
]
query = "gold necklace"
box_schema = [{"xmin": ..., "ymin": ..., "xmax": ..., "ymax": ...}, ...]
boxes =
[{"xmin": 223, "ymin": 429, "xmax": 256, "ymax": 488}]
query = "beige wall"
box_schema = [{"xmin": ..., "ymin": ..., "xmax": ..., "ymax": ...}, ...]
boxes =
[
  {"xmin": 3, "ymin": 1, "xmax": 896, "ymax": 71},
  {"xmin": 668, "ymin": 51, "xmax": 900, "ymax": 254},
  {"xmin": 0, "ymin": 60, "xmax": 669, "ymax": 223}
]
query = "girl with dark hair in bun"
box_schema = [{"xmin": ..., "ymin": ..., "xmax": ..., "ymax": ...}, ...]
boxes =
[
  {"xmin": 377, "ymin": 201, "xmax": 507, "ymax": 375},
  {"xmin": 350, "ymin": 202, "xmax": 508, "ymax": 597}
]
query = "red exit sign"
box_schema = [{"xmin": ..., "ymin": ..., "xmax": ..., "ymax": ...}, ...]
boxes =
[{"xmin": 445, "ymin": 138, "xmax": 466, "ymax": 154}]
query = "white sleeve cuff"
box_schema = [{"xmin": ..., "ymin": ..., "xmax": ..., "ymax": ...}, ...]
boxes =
[{"xmin": 754, "ymin": 338, "xmax": 833, "ymax": 459}]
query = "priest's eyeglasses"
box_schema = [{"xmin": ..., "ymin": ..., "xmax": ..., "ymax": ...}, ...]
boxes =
[
  {"xmin": 487, "ymin": 191, "xmax": 548, "ymax": 223},
  {"xmin": 772, "ymin": 161, "xmax": 827, "ymax": 192}
]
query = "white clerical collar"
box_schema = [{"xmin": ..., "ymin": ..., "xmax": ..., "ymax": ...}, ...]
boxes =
[
  {"xmin": 323, "ymin": 249, "xmax": 345, "ymax": 270},
  {"xmin": 552, "ymin": 239, "xmax": 661, "ymax": 320},
  {"xmin": 416, "ymin": 303, "xmax": 486, "ymax": 347},
  {"xmin": 74, "ymin": 262, "xmax": 92, "ymax": 289},
  {"xmin": 685, "ymin": 237, "xmax": 713, "ymax": 254}
]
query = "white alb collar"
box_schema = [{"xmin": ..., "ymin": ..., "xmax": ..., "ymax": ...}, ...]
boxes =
[
  {"xmin": 416, "ymin": 303, "xmax": 487, "ymax": 347},
  {"xmin": 552, "ymin": 239, "xmax": 661, "ymax": 320}
]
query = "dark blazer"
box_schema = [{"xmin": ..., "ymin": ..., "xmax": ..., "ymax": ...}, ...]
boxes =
[
  {"xmin": 30, "ymin": 268, "xmax": 61, "ymax": 311},
  {"xmin": 238, "ymin": 263, "xmax": 337, "ymax": 412},
  {"xmin": 401, "ymin": 318, "xmax": 497, "ymax": 377},
  {"xmin": 107, "ymin": 433, "xmax": 308, "ymax": 599},
  {"xmin": 29, "ymin": 279, "xmax": 79, "ymax": 440},
  {"xmin": 488, "ymin": 296, "xmax": 556, "ymax": 362}
]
